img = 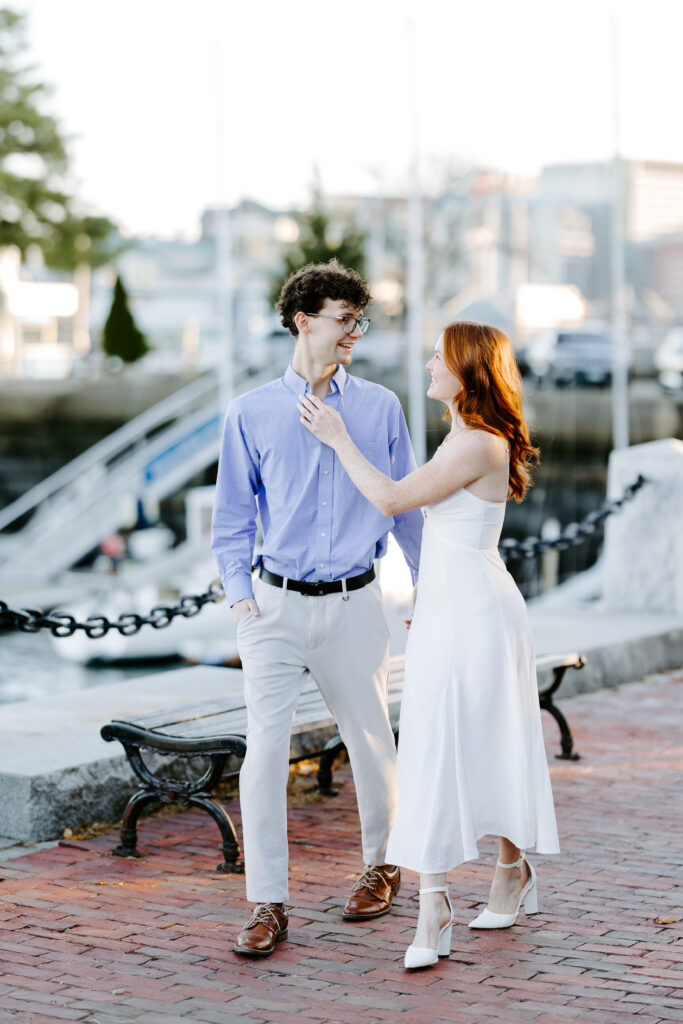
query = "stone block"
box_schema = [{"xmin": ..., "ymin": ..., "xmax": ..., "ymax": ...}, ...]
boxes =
[{"xmin": 604, "ymin": 438, "xmax": 683, "ymax": 614}]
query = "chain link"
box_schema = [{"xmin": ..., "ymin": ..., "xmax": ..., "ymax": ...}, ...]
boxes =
[
  {"xmin": 0, "ymin": 580, "xmax": 225, "ymax": 639},
  {"xmin": 0, "ymin": 476, "xmax": 646, "ymax": 638},
  {"xmin": 499, "ymin": 474, "xmax": 646, "ymax": 563}
]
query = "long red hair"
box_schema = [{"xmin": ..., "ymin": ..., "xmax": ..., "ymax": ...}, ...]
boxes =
[{"xmin": 442, "ymin": 321, "xmax": 539, "ymax": 501}]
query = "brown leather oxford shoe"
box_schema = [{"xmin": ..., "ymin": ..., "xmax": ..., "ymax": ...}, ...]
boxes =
[
  {"xmin": 343, "ymin": 864, "xmax": 401, "ymax": 920},
  {"xmin": 233, "ymin": 903, "xmax": 289, "ymax": 957}
]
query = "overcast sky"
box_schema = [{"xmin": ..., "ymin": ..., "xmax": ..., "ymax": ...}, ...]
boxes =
[{"xmin": 12, "ymin": 0, "xmax": 681, "ymax": 238}]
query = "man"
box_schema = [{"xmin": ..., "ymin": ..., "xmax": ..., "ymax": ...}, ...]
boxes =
[{"xmin": 211, "ymin": 260, "xmax": 423, "ymax": 957}]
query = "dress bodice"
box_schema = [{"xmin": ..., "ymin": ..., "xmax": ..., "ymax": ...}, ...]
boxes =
[{"xmin": 424, "ymin": 487, "xmax": 506, "ymax": 550}]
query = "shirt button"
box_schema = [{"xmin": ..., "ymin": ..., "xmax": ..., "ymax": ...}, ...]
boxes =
[
  {"xmin": 323, "ymin": 470, "xmax": 329, "ymax": 475},
  {"xmin": 322, "ymin": 501, "xmax": 328, "ymax": 506},
  {"xmin": 321, "ymin": 532, "xmax": 326, "ymax": 537},
  {"xmin": 319, "ymin": 563, "xmax": 325, "ymax": 568}
]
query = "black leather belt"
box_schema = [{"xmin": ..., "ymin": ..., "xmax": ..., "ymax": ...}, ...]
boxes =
[{"xmin": 258, "ymin": 566, "xmax": 375, "ymax": 597}]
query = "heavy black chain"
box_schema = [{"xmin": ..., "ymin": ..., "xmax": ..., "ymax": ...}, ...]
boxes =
[
  {"xmin": 0, "ymin": 580, "xmax": 225, "ymax": 639},
  {"xmin": 499, "ymin": 474, "xmax": 646, "ymax": 562},
  {"xmin": 0, "ymin": 475, "xmax": 646, "ymax": 639}
]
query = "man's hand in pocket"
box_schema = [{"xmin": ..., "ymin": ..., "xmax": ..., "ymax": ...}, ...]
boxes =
[{"xmin": 232, "ymin": 598, "xmax": 260, "ymax": 627}]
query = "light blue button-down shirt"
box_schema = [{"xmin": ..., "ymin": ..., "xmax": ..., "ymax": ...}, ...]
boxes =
[{"xmin": 211, "ymin": 363, "xmax": 424, "ymax": 606}]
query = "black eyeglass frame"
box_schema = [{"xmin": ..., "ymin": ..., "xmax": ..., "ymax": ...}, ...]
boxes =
[{"xmin": 304, "ymin": 312, "xmax": 371, "ymax": 335}]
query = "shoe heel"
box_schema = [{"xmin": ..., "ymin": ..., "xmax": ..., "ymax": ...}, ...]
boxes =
[
  {"xmin": 437, "ymin": 923, "xmax": 452, "ymax": 957},
  {"xmin": 523, "ymin": 882, "xmax": 538, "ymax": 915}
]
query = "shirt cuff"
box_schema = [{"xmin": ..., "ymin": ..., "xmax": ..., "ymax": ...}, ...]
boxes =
[{"xmin": 223, "ymin": 572, "xmax": 255, "ymax": 606}]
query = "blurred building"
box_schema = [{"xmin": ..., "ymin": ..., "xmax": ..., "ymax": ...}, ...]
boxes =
[
  {"xmin": 89, "ymin": 200, "xmax": 299, "ymax": 373},
  {"xmin": 4, "ymin": 160, "xmax": 683, "ymax": 380},
  {"xmin": 0, "ymin": 247, "xmax": 85, "ymax": 379},
  {"xmin": 329, "ymin": 170, "xmax": 534, "ymax": 342},
  {"xmin": 632, "ymin": 229, "xmax": 683, "ymax": 320},
  {"xmin": 530, "ymin": 160, "xmax": 683, "ymax": 321}
]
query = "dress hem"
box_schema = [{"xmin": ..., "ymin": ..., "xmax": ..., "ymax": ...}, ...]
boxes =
[{"xmin": 387, "ymin": 835, "xmax": 561, "ymax": 875}]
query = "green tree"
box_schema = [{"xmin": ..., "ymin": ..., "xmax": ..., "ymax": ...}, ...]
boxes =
[
  {"xmin": 0, "ymin": 8, "xmax": 118, "ymax": 268},
  {"xmin": 269, "ymin": 183, "xmax": 367, "ymax": 307},
  {"xmin": 102, "ymin": 275, "xmax": 149, "ymax": 363}
]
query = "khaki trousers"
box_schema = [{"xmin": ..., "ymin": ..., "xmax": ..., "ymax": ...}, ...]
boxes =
[{"xmin": 236, "ymin": 574, "xmax": 397, "ymax": 903}]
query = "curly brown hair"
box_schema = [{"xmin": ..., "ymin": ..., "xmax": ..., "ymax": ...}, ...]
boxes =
[{"xmin": 276, "ymin": 260, "xmax": 372, "ymax": 336}]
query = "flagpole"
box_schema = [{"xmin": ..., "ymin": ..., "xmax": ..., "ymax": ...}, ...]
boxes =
[
  {"xmin": 213, "ymin": 33, "xmax": 234, "ymax": 414},
  {"xmin": 610, "ymin": 15, "xmax": 629, "ymax": 451},
  {"xmin": 406, "ymin": 16, "xmax": 426, "ymax": 465}
]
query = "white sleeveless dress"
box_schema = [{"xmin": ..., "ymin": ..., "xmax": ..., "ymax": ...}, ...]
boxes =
[{"xmin": 385, "ymin": 479, "xmax": 560, "ymax": 874}]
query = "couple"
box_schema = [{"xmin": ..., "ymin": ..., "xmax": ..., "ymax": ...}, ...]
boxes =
[{"xmin": 211, "ymin": 261, "xmax": 559, "ymax": 968}]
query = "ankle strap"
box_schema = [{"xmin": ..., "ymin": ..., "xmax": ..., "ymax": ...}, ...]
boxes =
[
  {"xmin": 496, "ymin": 853, "xmax": 525, "ymax": 869},
  {"xmin": 419, "ymin": 886, "xmax": 448, "ymax": 894}
]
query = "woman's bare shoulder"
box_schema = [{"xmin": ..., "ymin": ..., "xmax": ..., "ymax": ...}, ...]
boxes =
[
  {"xmin": 445, "ymin": 428, "xmax": 506, "ymax": 464},
  {"xmin": 430, "ymin": 431, "xmax": 503, "ymax": 491}
]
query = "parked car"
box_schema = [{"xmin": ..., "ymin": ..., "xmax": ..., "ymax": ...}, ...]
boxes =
[
  {"xmin": 522, "ymin": 327, "xmax": 631, "ymax": 388},
  {"xmin": 654, "ymin": 327, "xmax": 683, "ymax": 392}
]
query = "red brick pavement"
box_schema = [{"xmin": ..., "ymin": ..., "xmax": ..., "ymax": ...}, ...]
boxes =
[{"xmin": 0, "ymin": 670, "xmax": 681, "ymax": 1024}]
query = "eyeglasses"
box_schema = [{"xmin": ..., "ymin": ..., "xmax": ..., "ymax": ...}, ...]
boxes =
[{"xmin": 305, "ymin": 313, "xmax": 371, "ymax": 336}]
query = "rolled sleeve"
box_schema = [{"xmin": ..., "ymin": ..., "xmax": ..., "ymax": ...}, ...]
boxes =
[{"xmin": 211, "ymin": 402, "xmax": 261, "ymax": 606}]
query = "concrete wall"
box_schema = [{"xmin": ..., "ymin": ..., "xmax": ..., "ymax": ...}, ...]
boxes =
[{"xmin": 604, "ymin": 437, "xmax": 683, "ymax": 615}]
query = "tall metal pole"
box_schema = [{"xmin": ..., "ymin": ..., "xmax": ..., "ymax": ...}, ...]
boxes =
[
  {"xmin": 213, "ymin": 34, "xmax": 234, "ymax": 414},
  {"xmin": 215, "ymin": 208, "xmax": 234, "ymax": 414},
  {"xmin": 406, "ymin": 17, "xmax": 426, "ymax": 466},
  {"xmin": 610, "ymin": 16, "xmax": 629, "ymax": 451}
]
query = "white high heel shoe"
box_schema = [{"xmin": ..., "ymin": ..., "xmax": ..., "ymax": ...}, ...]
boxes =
[
  {"xmin": 404, "ymin": 886, "xmax": 453, "ymax": 969},
  {"xmin": 468, "ymin": 853, "xmax": 538, "ymax": 929}
]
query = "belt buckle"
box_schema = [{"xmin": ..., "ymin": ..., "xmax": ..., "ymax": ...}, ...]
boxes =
[{"xmin": 314, "ymin": 582, "xmax": 327, "ymax": 596}]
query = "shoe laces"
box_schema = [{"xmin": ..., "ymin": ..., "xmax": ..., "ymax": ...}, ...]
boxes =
[
  {"xmin": 352, "ymin": 867, "xmax": 386, "ymax": 893},
  {"xmin": 247, "ymin": 903, "xmax": 284, "ymax": 929}
]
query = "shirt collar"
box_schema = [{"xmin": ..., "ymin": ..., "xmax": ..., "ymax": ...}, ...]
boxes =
[{"xmin": 283, "ymin": 363, "xmax": 347, "ymax": 396}]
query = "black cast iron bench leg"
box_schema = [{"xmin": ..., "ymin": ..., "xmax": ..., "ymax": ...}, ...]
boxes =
[
  {"xmin": 113, "ymin": 788, "xmax": 160, "ymax": 860},
  {"xmin": 188, "ymin": 792, "xmax": 243, "ymax": 873},
  {"xmin": 317, "ymin": 739, "xmax": 346, "ymax": 795},
  {"xmin": 113, "ymin": 742, "xmax": 244, "ymax": 872},
  {"xmin": 539, "ymin": 665, "xmax": 581, "ymax": 760}
]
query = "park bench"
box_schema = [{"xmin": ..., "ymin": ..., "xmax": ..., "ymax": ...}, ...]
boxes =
[{"xmin": 101, "ymin": 651, "xmax": 585, "ymax": 872}]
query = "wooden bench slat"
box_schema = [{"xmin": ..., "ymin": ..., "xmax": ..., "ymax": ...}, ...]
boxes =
[
  {"xmin": 128, "ymin": 700, "xmax": 244, "ymax": 730},
  {"xmin": 115, "ymin": 694, "xmax": 338, "ymax": 741},
  {"xmin": 125, "ymin": 683, "xmax": 319, "ymax": 730},
  {"xmin": 119, "ymin": 660, "xmax": 406, "ymax": 733}
]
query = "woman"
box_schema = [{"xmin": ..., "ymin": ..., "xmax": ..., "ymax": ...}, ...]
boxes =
[{"xmin": 298, "ymin": 321, "xmax": 559, "ymax": 970}]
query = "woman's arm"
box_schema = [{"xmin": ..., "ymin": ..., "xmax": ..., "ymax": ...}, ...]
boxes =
[{"xmin": 298, "ymin": 394, "xmax": 500, "ymax": 516}]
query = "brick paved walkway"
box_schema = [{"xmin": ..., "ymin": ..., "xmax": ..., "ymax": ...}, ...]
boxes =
[{"xmin": 0, "ymin": 670, "xmax": 681, "ymax": 1024}]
